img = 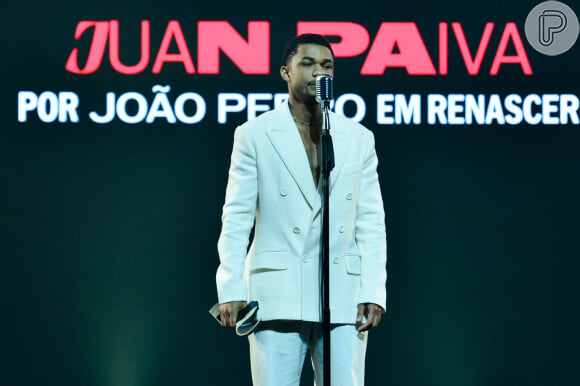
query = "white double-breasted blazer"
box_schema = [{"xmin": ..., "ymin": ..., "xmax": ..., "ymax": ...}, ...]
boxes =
[{"xmin": 216, "ymin": 101, "xmax": 387, "ymax": 324}]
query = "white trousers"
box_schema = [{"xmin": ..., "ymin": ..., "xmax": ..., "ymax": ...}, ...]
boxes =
[{"xmin": 248, "ymin": 321, "xmax": 367, "ymax": 386}]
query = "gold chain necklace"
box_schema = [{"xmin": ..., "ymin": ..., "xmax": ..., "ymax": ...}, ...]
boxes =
[{"xmin": 292, "ymin": 116, "xmax": 322, "ymax": 126}]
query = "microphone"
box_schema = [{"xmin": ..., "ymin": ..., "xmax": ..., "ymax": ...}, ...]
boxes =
[{"xmin": 315, "ymin": 74, "xmax": 333, "ymax": 106}]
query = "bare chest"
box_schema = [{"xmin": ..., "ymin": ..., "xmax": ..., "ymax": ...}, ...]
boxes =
[{"xmin": 297, "ymin": 128, "xmax": 320, "ymax": 186}]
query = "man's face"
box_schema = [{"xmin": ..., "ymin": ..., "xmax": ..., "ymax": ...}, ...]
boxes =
[{"xmin": 281, "ymin": 43, "xmax": 334, "ymax": 104}]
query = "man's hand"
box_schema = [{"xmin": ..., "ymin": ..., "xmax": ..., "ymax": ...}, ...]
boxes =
[
  {"xmin": 219, "ymin": 301, "xmax": 247, "ymax": 329},
  {"xmin": 356, "ymin": 303, "xmax": 384, "ymax": 332}
]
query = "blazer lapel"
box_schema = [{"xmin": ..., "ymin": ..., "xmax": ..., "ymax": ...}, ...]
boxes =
[
  {"xmin": 311, "ymin": 114, "xmax": 351, "ymax": 216},
  {"xmin": 328, "ymin": 117, "xmax": 350, "ymax": 193},
  {"xmin": 265, "ymin": 103, "xmax": 317, "ymax": 209}
]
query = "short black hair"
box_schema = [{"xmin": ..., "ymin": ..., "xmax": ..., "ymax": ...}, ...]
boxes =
[{"xmin": 281, "ymin": 34, "xmax": 334, "ymax": 67}]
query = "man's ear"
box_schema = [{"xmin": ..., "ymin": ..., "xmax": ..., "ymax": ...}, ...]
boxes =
[{"xmin": 280, "ymin": 66, "xmax": 290, "ymax": 82}]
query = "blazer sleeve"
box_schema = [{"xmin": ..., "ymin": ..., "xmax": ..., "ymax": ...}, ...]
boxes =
[
  {"xmin": 216, "ymin": 124, "xmax": 258, "ymax": 304},
  {"xmin": 354, "ymin": 130, "xmax": 388, "ymax": 311}
]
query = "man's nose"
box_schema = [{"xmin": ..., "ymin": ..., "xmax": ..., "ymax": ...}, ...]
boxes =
[
  {"xmin": 313, "ymin": 64, "xmax": 332, "ymax": 76},
  {"xmin": 313, "ymin": 64, "xmax": 322, "ymax": 76}
]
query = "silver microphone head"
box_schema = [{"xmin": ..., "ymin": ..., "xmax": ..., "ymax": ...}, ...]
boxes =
[{"xmin": 315, "ymin": 74, "xmax": 333, "ymax": 104}]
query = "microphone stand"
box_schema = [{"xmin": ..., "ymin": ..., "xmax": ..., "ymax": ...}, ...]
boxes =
[{"xmin": 320, "ymin": 99, "xmax": 334, "ymax": 386}]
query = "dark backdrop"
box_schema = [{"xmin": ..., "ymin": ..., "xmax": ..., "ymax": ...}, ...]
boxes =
[{"xmin": 1, "ymin": 0, "xmax": 578, "ymax": 385}]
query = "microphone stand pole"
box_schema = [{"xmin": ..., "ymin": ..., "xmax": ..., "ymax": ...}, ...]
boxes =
[{"xmin": 320, "ymin": 100, "xmax": 334, "ymax": 386}]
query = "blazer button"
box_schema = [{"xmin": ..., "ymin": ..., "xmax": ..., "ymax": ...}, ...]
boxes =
[
  {"xmin": 333, "ymin": 256, "xmax": 340, "ymax": 264},
  {"xmin": 346, "ymin": 193, "xmax": 352, "ymax": 200},
  {"xmin": 303, "ymin": 255, "xmax": 309, "ymax": 263},
  {"xmin": 293, "ymin": 227, "xmax": 301, "ymax": 234},
  {"xmin": 280, "ymin": 188, "xmax": 288, "ymax": 197},
  {"xmin": 338, "ymin": 225, "xmax": 345, "ymax": 233}
]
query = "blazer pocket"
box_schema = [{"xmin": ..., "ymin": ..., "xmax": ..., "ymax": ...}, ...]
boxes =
[
  {"xmin": 344, "ymin": 254, "xmax": 361, "ymax": 275},
  {"xmin": 249, "ymin": 251, "xmax": 290, "ymax": 271},
  {"xmin": 341, "ymin": 164, "xmax": 361, "ymax": 176}
]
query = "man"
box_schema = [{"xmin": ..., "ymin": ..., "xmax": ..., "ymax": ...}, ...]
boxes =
[{"xmin": 215, "ymin": 34, "xmax": 387, "ymax": 385}]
